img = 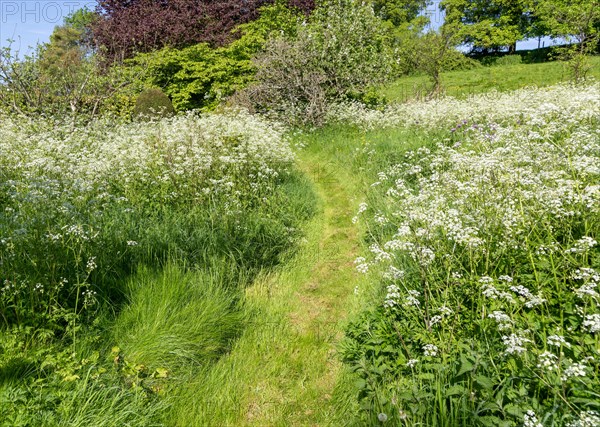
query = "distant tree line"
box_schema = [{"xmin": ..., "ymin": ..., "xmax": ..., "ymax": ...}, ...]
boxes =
[{"xmin": 442, "ymin": 0, "xmax": 599, "ymax": 54}]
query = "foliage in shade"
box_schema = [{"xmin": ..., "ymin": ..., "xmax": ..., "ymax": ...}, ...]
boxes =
[
  {"xmin": 133, "ymin": 88, "xmax": 175, "ymax": 119},
  {"xmin": 92, "ymin": 0, "xmax": 315, "ymax": 61}
]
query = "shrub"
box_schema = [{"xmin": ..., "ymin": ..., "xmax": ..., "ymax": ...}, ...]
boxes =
[
  {"xmin": 236, "ymin": 0, "xmax": 395, "ymax": 126},
  {"xmin": 133, "ymin": 88, "xmax": 175, "ymax": 120},
  {"xmin": 496, "ymin": 54, "xmax": 523, "ymax": 66},
  {"xmin": 116, "ymin": 2, "xmax": 303, "ymax": 113}
]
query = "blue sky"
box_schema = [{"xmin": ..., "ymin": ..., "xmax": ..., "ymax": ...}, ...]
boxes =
[
  {"xmin": 0, "ymin": 1, "xmax": 95, "ymax": 52},
  {"xmin": 0, "ymin": 0, "xmax": 563, "ymax": 54}
]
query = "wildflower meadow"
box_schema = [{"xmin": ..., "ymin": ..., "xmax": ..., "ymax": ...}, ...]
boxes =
[
  {"xmin": 0, "ymin": 110, "xmax": 315, "ymax": 425},
  {"xmin": 343, "ymin": 83, "xmax": 600, "ymax": 426}
]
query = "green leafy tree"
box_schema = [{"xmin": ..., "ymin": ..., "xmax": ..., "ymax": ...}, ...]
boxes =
[
  {"xmin": 0, "ymin": 10, "xmax": 137, "ymax": 121},
  {"xmin": 371, "ymin": 0, "xmax": 431, "ymax": 27},
  {"xmin": 401, "ymin": 23, "xmax": 463, "ymax": 95},
  {"xmin": 535, "ymin": 0, "xmax": 600, "ymax": 81},
  {"xmin": 441, "ymin": 0, "xmax": 534, "ymax": 52}
]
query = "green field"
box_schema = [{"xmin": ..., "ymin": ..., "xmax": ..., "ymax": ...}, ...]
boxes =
[
  {"xmin": 1, "ymin": 59, "xmax": 599, "ymax": 426},
  {"xmin": 382, "ymin": 56, "xmax": 600, "ymax": 102}
]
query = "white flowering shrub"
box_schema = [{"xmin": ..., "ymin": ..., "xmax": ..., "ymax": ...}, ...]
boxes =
[
  {"xmin": 0, "ymin": 110, "xmax": 301, "ymax": 326},
  {"xmin": 238, "ymin": 0, "xmax": 395, "ymax": 126},
  {"xmin": 344, "ymin": 84, "xmax": 600, "ymax": 425}
]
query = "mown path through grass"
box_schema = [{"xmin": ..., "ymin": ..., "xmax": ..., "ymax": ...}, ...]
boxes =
[{"xmin": 168, "ymin": 143, "xmax": 363, "ymax": 426}]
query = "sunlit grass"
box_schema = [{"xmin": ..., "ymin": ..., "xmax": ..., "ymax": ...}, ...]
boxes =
[{"xmin": 382, "ymin": 56, "xmax": 600, "ymax": 102}]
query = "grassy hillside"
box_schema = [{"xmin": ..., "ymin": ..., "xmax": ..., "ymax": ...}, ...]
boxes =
[{"xmin": 383, "ymin": 56, "xmax": 600, "ymax": 102}]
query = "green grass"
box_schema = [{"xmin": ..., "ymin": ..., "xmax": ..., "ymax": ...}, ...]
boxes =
[
  {"xmin": 0, "ymin": 113, "xmax": 318, "ymax": 426},
  {"xmin": 112, "ymin": 263, "xmax": 246, "ymax": 375},
  {"xmin": 162, "ymin": 148, "xmax": 365, "ymax": 426},
  {"xmin": 382, "ymin": 56, "xmax": 600, "ymax": 102}
]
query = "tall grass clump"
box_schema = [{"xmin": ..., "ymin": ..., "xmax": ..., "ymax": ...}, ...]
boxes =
[
  {"xmin": 342, "ymin": 83, "xmax": 600, "ymax": 426},
  {"xmin": 112, "ymin": 263, "xmax": 246, "ymax": 374}
]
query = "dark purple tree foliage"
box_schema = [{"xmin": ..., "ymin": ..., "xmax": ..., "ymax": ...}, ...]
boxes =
[{"xmin": 92, "ymin": 0, "xmax": 315, "ymax": 61}]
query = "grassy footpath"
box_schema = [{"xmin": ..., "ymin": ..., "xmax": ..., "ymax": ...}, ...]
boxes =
[
  {"xmin": 166, "ymin": 143, "xmax": 366, "ymax": 426},
  {"xmin": 166, "ymin": 62, "xmax": 599, "ymax": 425}
]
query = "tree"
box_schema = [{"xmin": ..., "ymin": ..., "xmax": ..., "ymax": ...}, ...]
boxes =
[
  {"xmin": 119, "ymin": 2, "xmax": 304, "ymax": 112},
  {"xmin": 535, "ymin": 0, "xmax": 599, "ymax": 46},
  {"xmin": 534, "ymin": 0, "xmax": 600, "ymax": 81},
  {"xmin": 238, "ymin": 0, "xmax": 396, "ymax": 125},
  {"xmin": 371, "ymin": 0, "xmax": 431, "ymax": 27},
  {"xmin": 0, "ymin": 12, "xmax": 139, "ymax": 121},
  {"xmin": 441, "ymin": 0, "xmax": 533, "ymax": 53},
  {"xmin": 63, "ymin": 7, "xmax": 97, "ymax": 49},
  {"xmin": 400, "ymin": 23, "xmax": 462, "ymax": 96},
  {"xmin": 92, "ymin": 0, "xmax": 316, "ymax": 62}
]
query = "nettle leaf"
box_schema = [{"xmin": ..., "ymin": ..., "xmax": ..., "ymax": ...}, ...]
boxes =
[
  {"xmin": 445, "ymin": 384, "xmax": 467, "ymax": 397},
  {"xmin": 456, "ymin": 354, "xmax": 475, "ymax": 377},
  {"xmin": 418, "ymin": 373, "xmax": 435, "ymax": 381},
  {"xmin": 475, "ymin": 375, "xmax": 495, "ymax": 390},
  {"xmin": 477, "ymin": 415, "xmax": 504, "ymax": 427},
  {"xmin": 504, "ymin": 404, "xmax": 524, "ymax": 417},
  {"xmin": 354, "ymin": 378, "xmax": 367, "ymax": 390}
]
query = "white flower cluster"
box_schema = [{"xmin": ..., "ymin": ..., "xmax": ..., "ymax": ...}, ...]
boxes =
[
  {"xmin": 582, "ymin": 314, "xmax": 600, "ymax": 333},
  {"xmin": 328, "ymin": 83, "xmax": 600, "ymax": 131},
  {"xmin": 537, "ymin": 351, "xmax": 558, "ymax": 372},
  {"xmin": 523, "ymin": 410, "xmax": 543, "ymax": 427},
  {"xmin": 509, "ymin": 285, "xmax": 547, "ymax": 308},
  {"xmin": 566, "ymin": 237, "xmax": 598, "ymax": 254},
  {"xmin": 561, "ymin": 361, "xmax": 590, "ymax": 382},
  {"xmin": 573, "ymin": 268, "xmax": 600, "ymax": 300},
  {"xmin": 488, "ymin": 311, "xmax": 513, "ymax": 331},
  {"xmin": 422, "ymin": 344, "xmax": 438, "ymax": 357},
  {"xmin": 547, "ymin": 334, "xmax": 571, "ymax": 348},
  {"xmin": 567, "ymin": 411, "xmax": 600, "ymax": 427},
  {"xmin": 383, "ymin": 284, "xmax": 401, "ymax": 308},
  {"xmin": 352, "ymin": 85, "xmax": 600, "ymax": 283},
  {"xmin": 0, "ymin": 109, "xmax": 293, "ymax": 209},
  {"xmin": 502, "ymin": 332, "xmax": 531, "ymax": 355},
  {"xmin": 481, "ymin": 277, "xmax": 515, "ymax": 304},
  {"xmin": 430, "ymin": 305, "xmax": 453, "ymax": 326},
  {"xmin": 347, "ymin": 83, "xmax": 600, "ymax": 425},
  {"xmin": 354, "ymin": 256, "xmax": 370, "ymax": 274}
]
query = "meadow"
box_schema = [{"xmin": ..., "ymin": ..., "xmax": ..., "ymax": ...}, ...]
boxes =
[
  {"xmin": 0, "ymin": 110, "xmax": 316, "ymax": 425},
  {"xmin": 1, "ymin": 58, "xmax": 599, "ymax": 427},
  {"xmin": 339, "ymin": 82, "xmax": 600, "ymax": 426}
]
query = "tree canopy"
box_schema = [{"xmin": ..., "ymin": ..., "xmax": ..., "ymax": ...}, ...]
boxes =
[
  {"xmin": 441, "ymin": 0, "xmax": 534, "ymax": 52},
  {"xmin": 371, "ymin": 0, "xmax": 431, "ymax": 27},
  {"xmin": 92, "ymin": 0, "xmax": 315, "ymax": 61}
]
